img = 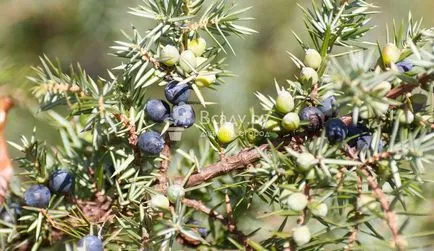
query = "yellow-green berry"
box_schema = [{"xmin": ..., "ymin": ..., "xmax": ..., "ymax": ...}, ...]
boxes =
[
  {"xmin": 150, "ymin": 194, "xmax": 170, "ymax": 210},
  {"xmin": 398, "ymin": 110, "xmax": 414, "ymax": 124},
  {"xmin": 281, "ymin": 112, "xmax": 300, "ymax": 131},
  {"xmin": 275, "ymin": 91, "xmax": 295, "ymax": 114},
  {"xmin": 167, "ymin": 184, "xmax": 185, "ymax": 203},
  {"xmin": 293, "ymin": 226, "xmax": 311, "ymax": 246},
  {"xmin": 382, "ymin": 43, "xmax": 401, "ymax": 65},
  {"xmin": 287, "ymin": 192, "xmax": 308, "ymax": 211},
  {"xmin": 304, "ymin": 49, "xmax": 322, "ymax": 69},
  {"xmin": 310, "ymin": 202, "xmax": 328, "ymax": 217},
  {"xmin": 179, "ymin": 50, "xmax": 197, "ymax": 73},
  {"xmin": 217, "ymin": 122, "xmax": 236, "ymax": 144},
  {"xmin": 296, "ymin": 152, "xmax": 316, "ymax": 171},
  {"xmin": 160, "ymin": 45, "xmax": 180, "ymax": 66},
  {"xmin": 188, "ymin": 37, "xmax": 207, "ymax": 56},
  {"xmin": 300, "ymin": 67, "xmax": 319, "ymax": 85},
  {"xmin": 195, "ymin": 74, "xmax": 216, "ymax": 87},
  {"xmin": 373, "ymin": 81, "xmax": 392, "ymax": 97}
]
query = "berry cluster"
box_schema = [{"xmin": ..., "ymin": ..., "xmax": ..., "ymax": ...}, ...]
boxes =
[
  {"xmin": 139, "ymin": 36, "xmax": 218, "ymax": 155},
  {"xmin": 23, "ymin": 170, "xmax": 73, "ymax": 209}
]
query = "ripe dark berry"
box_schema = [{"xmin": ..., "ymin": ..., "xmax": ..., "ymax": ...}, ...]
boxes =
[
  {"xmin": 77, "ymin": 235, "xmax": 103, "ymax": 251},
  {"xmin": 325, "ymin": 119, "xmax": 348, "ymax": 144},
  {"xmin": 145, "ymin": 99, "xmax": 170, "ymax": 123},
  {"xmin": 319, "ymin": 96, "xmax": 338, "ymax": 118},
  {"xmin": 49, "ymin": 170, "xmax": 74, "ymax": 194},
  {"xmin": 165, "ymin": 80, "xmax": 192, "ymax": 105},
  {"xmin": 299, "ymin": 107, "xmax": 325, "ymax": 132},
  {"xmin": 0, "ymin": 203, "xmax": 20, "ymax": 224},
  {"xmin": 346, "ymin": 124, "xmax": 370, "ymax": 147},
  {"xmin": 396, "ymin": 61, "xmax": 413, "ymax": 73},
  {"xmin": 138, "ymin": 131, "xmax": 165, "ymax": 155},
  {"xmin": 187, "ymin": 219, "xmax": 208, "ymax": 238},
  {"xmin": 24, "ymin": 185, "xmax": 51, "ymax": 208},
  {"xmin": 172, "ymin": 104, "xmax": 195, "ymax": 128},
  {"xmin": 356, "ymin": 135, "xmax": 385, "ymax": 152}
]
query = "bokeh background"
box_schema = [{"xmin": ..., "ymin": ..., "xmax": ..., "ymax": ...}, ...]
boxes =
[{"xmin": 1, "ymin": 0, "xmax": 434, "ymax": 248}]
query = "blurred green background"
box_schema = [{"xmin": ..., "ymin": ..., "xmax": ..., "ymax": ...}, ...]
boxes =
[{"xmin": 1, "ymin": 0, "xmax": 434, "ymax": 247}]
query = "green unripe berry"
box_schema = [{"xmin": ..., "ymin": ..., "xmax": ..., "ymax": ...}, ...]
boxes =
[
  {"xmin": 167, "ymin": 184, "xmax": 185, "ymax": 203},
  {"xmin": 161, "ymin": 45, "xmax": 180, "ymax": 66},
  {"xmin": 217, "ymin": 122, "xmax": 236, "ymax": 144},
  {"xmin": 195, "ymin": 74, "xmax": 216, "ymax": 87},
  {"xmin": 287, "ymin": 192, "xmax": 308, "ymax": 211},
  {"xmin": 373, "ymin": 81, "xmax": 392, "ymax": 97},
  {"xmin": 275, "ymin": 91, "xmax": 295, "ymax": 114},
  {"xmin": 372, "ymin": 101, "xmax": 389, "ymax": 117},
  {"xmin": 296, "ymin": 152, "xmax": 316, "ymax": 171},
  {"xmin": 398, "ymin": 110, "xmax": 414, "ymax": 125},
  {"xmin": 281, "ymin": 112, "xmax": 300, "ymax": 131},
  {"xmin": 150, "ymin": 194, "xmax": 170, "ymax": 210},
  {"xmin": 179, "ymin": 50, "xmax": 197, "ymax": 73},
  {"xmin": 300, "ymin": 67, "xmax": 319, "ymax": 85},
  {"xmin": 264, "ymin": 119, "xmax": 282, "ymax": 132},
  {"xmin": 382, "ymin": 43, "xmax": 401, "ymax": 65},
  {"xmin": 292, "ymin": 226, "xmax": 311, "ymax": 246},
  {"xmin": 304, "ymin": 49, "xmax": 322, "ymax": 69},
  {"xmin": 188, "ymin": 37, "xmax": 207, "ymax": 56},
  {"xmin": 310, "ymin": 202, "xmax": 328, "ymax": 217}
]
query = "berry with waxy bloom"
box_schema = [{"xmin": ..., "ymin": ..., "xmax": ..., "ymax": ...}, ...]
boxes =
[
  {"xmin": 356, "ymin": 135, "xmax": 385, "ymax": 152},
  {"xmin": 275, "ymin": 91, "xmax": 295, "ymax": 114},
  {"xmin": 172, "ymin": 103, "xmax": 195, "ymax": 128},
  {"xmin": 292, "ymin": 226, "xmax": 312, "ymax": 246},
  {"xmin": 281, "ymin": 112, "xmax": 300, "ymax": 131},
  {"xmin": 304, "ymin": 49, "xmax": 322, "ymax": 69},
  {"xmin": 24, "ymin": 185, "xmax": 51, "ymax": 208},
  {"xmin": 150, "ymin": 194, "xmax": 170, "ymax": 210},
  {"xmin": 179, "ymin": 50, "xmax": 197, "ymax": 73},
  {"xmin": 217, "ymin": 122, "xmax": 237, "ymax": 144},
  {"xmin": 167, "ymin": 184, "xmax": 185, "ymax": 203},
  {"xmin": 300, "ymin": 67, "xmax": 319, "ymax": 85},
  {"xmin": 145, "ymin": 99, "xmax": 170, "ymax": 123},
  {"xmin": 396, "ymin": 60, "xmax": 413, "ymax": 73},
  {"xmin": 187, "ymin": 219, "xmax": 208, "ymax": 238},
  {"xmin": 165, "ymin": 80, "xmax": 192, "ymax": 105},
  {"xmin": 299, "ymin": 107, "xmax": 325, "ymax": 132},
  {"xmin": 49, "ymin": 169, "xmax": 74, "ymax": 194},
  {"xmin": 138, "ymin": 131, "xmax": 165, "ymax": 155},
  {"xmin": 287, "ymin": 192, "xmax": 308, "ymax": 211},
  {"xmin": 160, "ymin": 45, "xmax": 180, "ymax": 66},
  {"xmin": 188, "ymin": 37, "xmax": 207, "ymax": 56},
  {"xmin": 325, "ymin": 119, "xmax": 348, "ymax": 144},
  {"xmin": 382, "ymin": 43, "xmax": 401, "ymax": 65},
  {"xmin": 346, "ymin": 123, "xmax": 370, "ymax": 147},
  {"xmin": 319, "ymin": 96, "xmax": 338, "ymax": 118},
  {"xmin": 77, "ymin": 235, "xmax": 103, "ymax": 251}
]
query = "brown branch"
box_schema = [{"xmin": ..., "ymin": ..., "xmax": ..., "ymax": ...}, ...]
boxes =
[
  {"xmin": 158, "ymin": 143, "xmax": 171, "ymax": 191},
  {"xmin": 225, "ymin": 193, "xmax": 236, "ymax": 232},
  {"xmin": 360, "ymin": 166, "xmax": 404, "ymax": 251},
  {"xmin": 182, "ymin": 198, "xmax": 252, "ymax": 249},
  {"xmin": 185, "ymin": 144, "xmax": 268, "ymax": 187},
  {"xmin": 114, "ymin": 113, "xmax": 138, "ymax": 147}
]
